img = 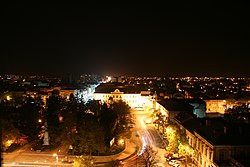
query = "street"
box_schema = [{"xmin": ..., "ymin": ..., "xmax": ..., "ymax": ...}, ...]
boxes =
[
  {"xmin": 122, "ymin": 109, "xmax": 169, "ymax": 167},
  {"xmin": 2, "ymin": 143, "xmax": 70, "ymax": 167}
]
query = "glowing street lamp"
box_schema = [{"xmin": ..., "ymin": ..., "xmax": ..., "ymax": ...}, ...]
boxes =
[
  {"xmin": 6, "ymin": 140, "xmax": 14, "ymax": 147},
  {"xmin": 6, "ymin": 95, "xmax": 11, "ymax": 101},
  {"xmin": 53, "ymin": 153, "xmax": 58, "ymax": 161},
  {"xmin": 118, "ymin": 139, "xmax": 124, "ymax": 146}
]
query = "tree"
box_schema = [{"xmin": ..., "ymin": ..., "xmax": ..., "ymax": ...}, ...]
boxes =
[
  {"xmin": 76, "ymin": 114, "xmax": 106, "ymax": 155},
  {"xmin": 178, "ymin": 143, "xmax": 195, "ymax": 167},
  {"xmin": 100, "ymin": 106, "xmax": 118, "ymax": 146},
  {"xmin": 164, "ymin": 126, "xmax": 180, "ymax": 153},
  {"xmin": 164, "ymin": 124, "xmax": 196, "ymax": 167},
  {"xmin": 45, "ymin": 95, "xmax": 65, "ymax": 146},
  {"xmin": 86, "ymin": 100, "xmax": 102, "ymax": 116},
  {"xmin": 153, "ymin": 110, "xmax": 167, "ymax": 134},
  {"xmin": 1, "ymin": 118, "xmax": 21, "ymax": 151},
  {"xmin": 17, "ymin": 95, "xmax": 41, "ymax": 139},
  {"xmin": 58, "ymin": 96, "xmax": 84, "ymax": 147},
  {"xmin": 138, "ymin": 145, "xmax": 158, "ymax": 167},
  {"xmin": 73, "ymin": 155, "xmax": 95, "ymax": 167},
  {"xmin": 110, "ymin": 100, "xmax": 134, "ymax": 139}
]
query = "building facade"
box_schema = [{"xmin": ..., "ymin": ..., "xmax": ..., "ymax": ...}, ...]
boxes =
[
  {"xmin": 93, "ymin": 88, "xmax": 153, "ymax": 109},
  {"xmin": 175, "ymin": 116, "xmax": 250, "ymax": 167}
]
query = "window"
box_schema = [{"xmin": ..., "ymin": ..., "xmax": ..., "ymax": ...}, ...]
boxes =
[
  {"xmin": 209, "ymin": 150, "xmax": 212, "ymax": 160},
  {"xmin": 200, "ymin": 143, "xmax": 203, "ymax": 153}
]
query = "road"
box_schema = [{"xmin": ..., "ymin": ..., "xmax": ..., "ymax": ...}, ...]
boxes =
[
  {"xmin": 130, "ymin": 109, "xmax": 196, "ymax": 167},
  {"xmin": 2, "ymin": 143, "xmax": 70, "ymax": 167},
  {"xmin": 122, "ymin": 109, "xmax": 169, "ymax": 167}
]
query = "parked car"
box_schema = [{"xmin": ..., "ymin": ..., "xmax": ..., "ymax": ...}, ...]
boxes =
[
  {"xmin": 169, "ymin": 159, "xmax": 182, "ymax": 166},
  {"xmin": 173, "ymin": 163, "xmax": 181, "ymax": 167},
  {"xmin": 164, "ymin": 152, "xmax": 173, "ymax": 161},
  {"xmin": 169, "ymin": 160, "xmax": 177, "ymax": 165}
]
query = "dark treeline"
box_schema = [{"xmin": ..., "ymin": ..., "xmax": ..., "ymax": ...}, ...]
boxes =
[{"xmin": 1, "ymin": 93, "xmax": 134, "ymax": 155}]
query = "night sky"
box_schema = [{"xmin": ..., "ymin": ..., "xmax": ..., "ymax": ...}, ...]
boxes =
[{"xmin": 2, "ymin": 1, "xmax": 250, "ymax": 77}]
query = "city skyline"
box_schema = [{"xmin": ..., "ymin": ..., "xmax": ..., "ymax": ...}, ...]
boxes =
[{"xmin": 2, "ymin": 1, "xmax": 250, "ymax": 77}]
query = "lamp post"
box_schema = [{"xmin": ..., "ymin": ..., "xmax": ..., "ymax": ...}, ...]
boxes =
[{"xmin": 118, "ymin": 139, "xmax": 124, "ymax": 146}]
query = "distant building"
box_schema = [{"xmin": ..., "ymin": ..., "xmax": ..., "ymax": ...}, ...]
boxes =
[
  {"xmin": 160, "ymin": 98, "xmax": 206, "ymax": 118},
  {"xmin": 60, "ymin": 88, "xmax": 77, "ymax": 100},
  {"xmin": 111, "ymin": 76, "xmax": 118, "ymax": 83},
  {"xmin": 93, "ymin": 83, "xmax": 153, "ymax": 109},
  {"xmin": 205, "ymin": 100, "xmax": 227, "ymax": 114},
  {"xmin": 117, "ymin": 76, "xmax": 124, "ymax": 83}
]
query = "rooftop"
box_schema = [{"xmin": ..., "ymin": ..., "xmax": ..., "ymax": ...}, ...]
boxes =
[
  {"xmin": 158, "ymin": 99, "xmax": 194, "ymax": 112},
  {"xmin": 175, "ymin": 114, "xmax": 250, "ymax": 146},
  {"xmin": 94, "ymin": 83, "xmax": 148, "ymax": 94}
]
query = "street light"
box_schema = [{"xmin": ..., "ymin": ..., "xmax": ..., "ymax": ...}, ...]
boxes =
[
  {"xmin": 6, "ymin": 140, "xmax": 14, "ymax": 147},
  {"xmin": 118, "ymin": 139, "xmax": 124, "ymax": 146},
  {"xmin": 6, "ymin": 95, "xmax": 11, "ymax": 101}
]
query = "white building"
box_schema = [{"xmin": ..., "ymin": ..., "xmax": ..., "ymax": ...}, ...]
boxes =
[{"xmin": 93, "ymin": 83, "xmax": 153, "ymax": 110}]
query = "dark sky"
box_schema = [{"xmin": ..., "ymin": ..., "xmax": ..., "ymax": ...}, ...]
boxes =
[{"xmin": 1, "ymin": 1, "xmax": 250, "ymax": 77}]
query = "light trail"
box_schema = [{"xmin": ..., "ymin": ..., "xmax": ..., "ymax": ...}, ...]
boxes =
[{"xmin": 140, "ymin": 116, "xmax": 147, "ymax": 129}]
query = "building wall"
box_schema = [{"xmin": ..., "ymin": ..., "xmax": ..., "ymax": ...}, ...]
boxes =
[
  {"xmin": 205, "ymin": 100, "xmax": 227, "ymax": 114},
  {"xmin": 175, "ymin": 121, "xmax": 213, "ymax": 167},
  {"xmin": 59, "ymin": 90, "xmax": 76, "ymax": 100},
  {"xmin": 194, "ymin": 132, "xmax": 215, "ymax": 167},
  {"xmin": 155, "ymin": 102, "xmax": 168, "ymax": 117},
  {"xmin": 191, "ymin": 132, "xmax": 250, "ymax": 167},
  {"xmin": 93, "ymin": 89, "xmax": 153, "ymax": 109}
]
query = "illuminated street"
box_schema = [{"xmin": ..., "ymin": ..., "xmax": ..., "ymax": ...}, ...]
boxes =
[
  {"xmin": 121, "ymin": 109, "xmax": 168, "ymax": 167},
  {"xmin": 2, "ymin": 142, "xmax": 71, "ymax": 167}
]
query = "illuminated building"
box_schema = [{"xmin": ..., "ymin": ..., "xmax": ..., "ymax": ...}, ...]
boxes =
[
  {"xmin": 59, "ymin": 88, "xmax": 77, "ymax": 100},
  {"xmin": 174, "ymin": 114, "xmax": 250, "ymax": 167},
  {"xmin": 205, "ymin": 100, "xmax": 227, "ymax": 114},
  {"xmin": 60, "ymin": 84, "xmax": 98, "ymax": 102},
  {"xmin": 93, "ymin": 83, "xmax": 153, "ymax": 109}
]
